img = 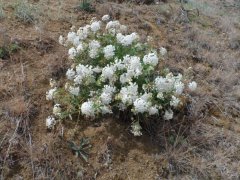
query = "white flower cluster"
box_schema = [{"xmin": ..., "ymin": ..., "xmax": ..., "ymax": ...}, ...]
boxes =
[
  {"xmin": 117, "ymin": 33, "xmax": 139, "ymax": 46},
  {"xmin": 143, "ymin": 53, "xmax": 158, "ymax": 66},
  {"xmin": 46, "ymin": 15, "xmax": 197, "ymax": 135},
  {"xmin": 102, "ymin": 14, "xmax": 110, "ymax": 22},
  {"xmin": 46, "ymin": 116, "xmax": 56, "ymax": 129},
  {"xmin": 90, "ymin": 21, "xmax": 101, "ymax": 33},
  {"xmin": 46, "ymin": 87, "xmax": 57, "ymax": 101},
  {"xmin": 131, "ymin": 121, "xmax": 142, "ymax": 136},
  {"xmin": 154, "ymin": 73, "xmax": 184, "ymax": 95},
  {"xmin": 103, "ymin": 45, "xmax": 115, "ymax": 59},
  {"xmin": 89, "ymin": 40, "xmax": 101, "ymax": 59},
  {"xmin": 45, "ymin": 80, "xmax": 62, "ymax": 129},
  {"xmin": 81, "ymin": 101, "xmax": 95, "ymax": 117}
]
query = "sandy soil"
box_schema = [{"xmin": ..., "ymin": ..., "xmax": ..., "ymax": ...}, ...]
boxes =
[{"xmin": 0, "ymin": 0, "xmax": 240, "ymax": 179}]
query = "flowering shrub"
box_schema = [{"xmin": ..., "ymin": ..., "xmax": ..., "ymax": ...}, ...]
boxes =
[{"xmin": 46, "ymin": 15, "xmax": 197, "ymax": 136}]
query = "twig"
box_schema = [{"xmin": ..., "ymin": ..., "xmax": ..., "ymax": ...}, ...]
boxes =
[
  {"xmin": 0, "ymin": 130, "xmax": 9, "ymax": 147},
  {"xmin": 1, "ymin": 119, "xmax": 21, "ymax": 178},
  {"xmin": 28, "ymin": 132, "xmax": 35, "ymax": 179}
]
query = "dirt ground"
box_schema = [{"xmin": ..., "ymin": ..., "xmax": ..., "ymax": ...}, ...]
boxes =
[{"xmin": 0, "ymin": 0, "xmax": 240, "ymax": 179}]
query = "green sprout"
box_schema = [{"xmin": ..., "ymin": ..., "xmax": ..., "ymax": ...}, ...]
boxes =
[
  {"xmin": 77, "ymin": 0, "xmax": 95, "ymax": 13},
  {"xmin": 67, "ymin": 137, "xmax": 92, "ymax": 162},
  {"xmin": 0, "ymin": 43, "xmax": 20, "ymax": 59}
]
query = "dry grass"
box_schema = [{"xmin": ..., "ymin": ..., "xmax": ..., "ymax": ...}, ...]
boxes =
[{"xmin": 0, "ymin": 0, "xmax": 240, "ymax": 179}]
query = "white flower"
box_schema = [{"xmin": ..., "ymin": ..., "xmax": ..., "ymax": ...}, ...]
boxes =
[
  {"xmin": 81, "ymin": 101, "xmax": 95, "ymax": 117},
  {"xmin": 122, "ymin": 54, "xmax": 131, "ymax": 64},
  {"xmin": 53, "ymin": 104, "xmax": 61, "ymax": 117},
  {"xmin": 120, "ymin": 55, "xmax": 142, "ymax": 82},
  {"xmin": 101, "ymin": 65, "xmax": 116, "ymax": 82},
  {"xmin": 120, "ymin": 73, "xmax": 132, "ymax": 84},
  {"xmin": 143, "ymin": 52, "xmax": 159, "ymax": 66},
  {"xmin": 69, "ymin": 86, "xmax": 80, "ymax": 96},
  {"xmin": 74, "ymin": 75, "xmax": 83, "ymax": 85},
  {"xmin": 160, "ymin": 47, "xmax": 167, "ymax": 56},
  {"xmin": 89, "ymin": 49, "xmax": 99, "ymax": 59},
  {"xmin": 108, "ymin": 28, "xmax": 116, "ymax": 35},
  {"xmin": 67, "ymin": 32, "xmax": 77, "ymax": 44},
  {"xmin": 46, "ymin": 116, "xmax": 56, "ymax": 129},
  {"xmin": 100, "ymin": 105, "xmax": 112, "ymax": 114},
  {"xmin": 92, "ymin": 66, "xmax": 102, "ymax": 73},
  {"xmin": 74, "ymin": 64, "xmax": 94, "ymax": 84},
  {"xmin": 68, "ymin": 47, "xmax": 77, "ymax": 59},
  {"xmin": 157, "ymin": 92, "xmax": 164, "ymax": 100},
  {"xmin": 114, "ymin": 59, "xmax": 125, "ymax": 70},
  {"xmin": 149, "ymin": 106, "xmax": 159, "ymax": 115},
  {"xmin": 103, "ymin": 45, "xmax": 115, "ymax": 59},
  {"xmin": 131, "ymin": 121, "xmax": 142, "ymax": 136},
  {"xmin": 119, "ymin": 83, "xmax": 138, "ymax": 105},
  {"xmin": 133, "ymin": 98, "xmax": 150, "ymax": 113},
  {"xmin": 89, "ymin": 40, "xmax": 101, "ymax": 58},
  {"xmin": 116, "ymin": 33, "xmax": 124, "ymax": 42},
  {"xmin": 102, "ymin": 14, "xmax": 110, "ymax": 22},
  {"xmin": 127, "ymin": 56, "xmax": 142, "ymax": 77},
  {"xmin": 140, "ymin": 93, "xmax": 152, "ymax": 101},
  {"xmin": 164, "ymin": 109, "xmax": 173, "ymax": 120},
  {"xmin": 102, "ymin": 85, "xmax": 116, "ymax": 95},
  {"xmin": 116, "ymin": 32, "xmax": 139, "ymax": 46},
  {"xmin": 90, "ymin": 21, "xmax": 101, "ymax": 33},
  {"xmin": 100, "ymin": 92, "xmax": 112, "ymax": 105},
  {"xmin": 174, "ymin": 81, "xmax": 184, "ymax": 95},
  {"xmin": 188, "ymin": 81, "xmax": 197, "ymax": 91},
  {"xmin": 59, "ymin": 35, "xmax": 64, "ymax": 45},
  {"xmin": 170, "ymin": 96, "xmax": 180, "ymax": 107},
  {"xmin": 77, "ymin": 25, "xmax": 89, "ymax": 40},
  {"xmin": 76, "ymin": 43, "xmax": 84, "ymax": 53},
  {"xmin": 66, "ymin": 68, "xmax": 76, "ymax": 80},
  {"xmin": 155, "ymin": 76, "xmax": 174, "ymax": 92},
  {"xmin": 89, "ymin": 40, "xmax": 101, "ymax": 49},
  {"xmin": 72, "ymin": 36, "xmax": 80, "ymax": 46},
  {"xmin": 46, "ymin": 87, "xmax": 57, "ymax": 100},
  {"xmin": 106, "ymin": 20, "xmax": 120, "ymax": 30}
]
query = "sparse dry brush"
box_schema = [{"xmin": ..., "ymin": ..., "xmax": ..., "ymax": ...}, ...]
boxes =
[
  {"xmin": 14, "ymin": 0, "xmax": 37, "ymax": 24},
  {"xmin": 1, "ymin": 0, "xmax": 240, "ymax": 179}
]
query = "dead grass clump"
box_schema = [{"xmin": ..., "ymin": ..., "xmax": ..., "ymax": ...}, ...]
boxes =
[
  {"xmin": 189, "ymin": 122, "xmax": 240, "ymax": 179},
  {"xmin": 14, "ymin": 0, "xmax": 37, "ymax": 24},
  {"xmin": 4, "ymin": 97, "xmax": 28, "ymax": 117}
]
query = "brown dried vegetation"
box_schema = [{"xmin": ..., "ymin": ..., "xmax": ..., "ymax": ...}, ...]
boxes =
[{"xmin": 0, "ymin": 0, "xmax": 240, "ymax": 179}]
